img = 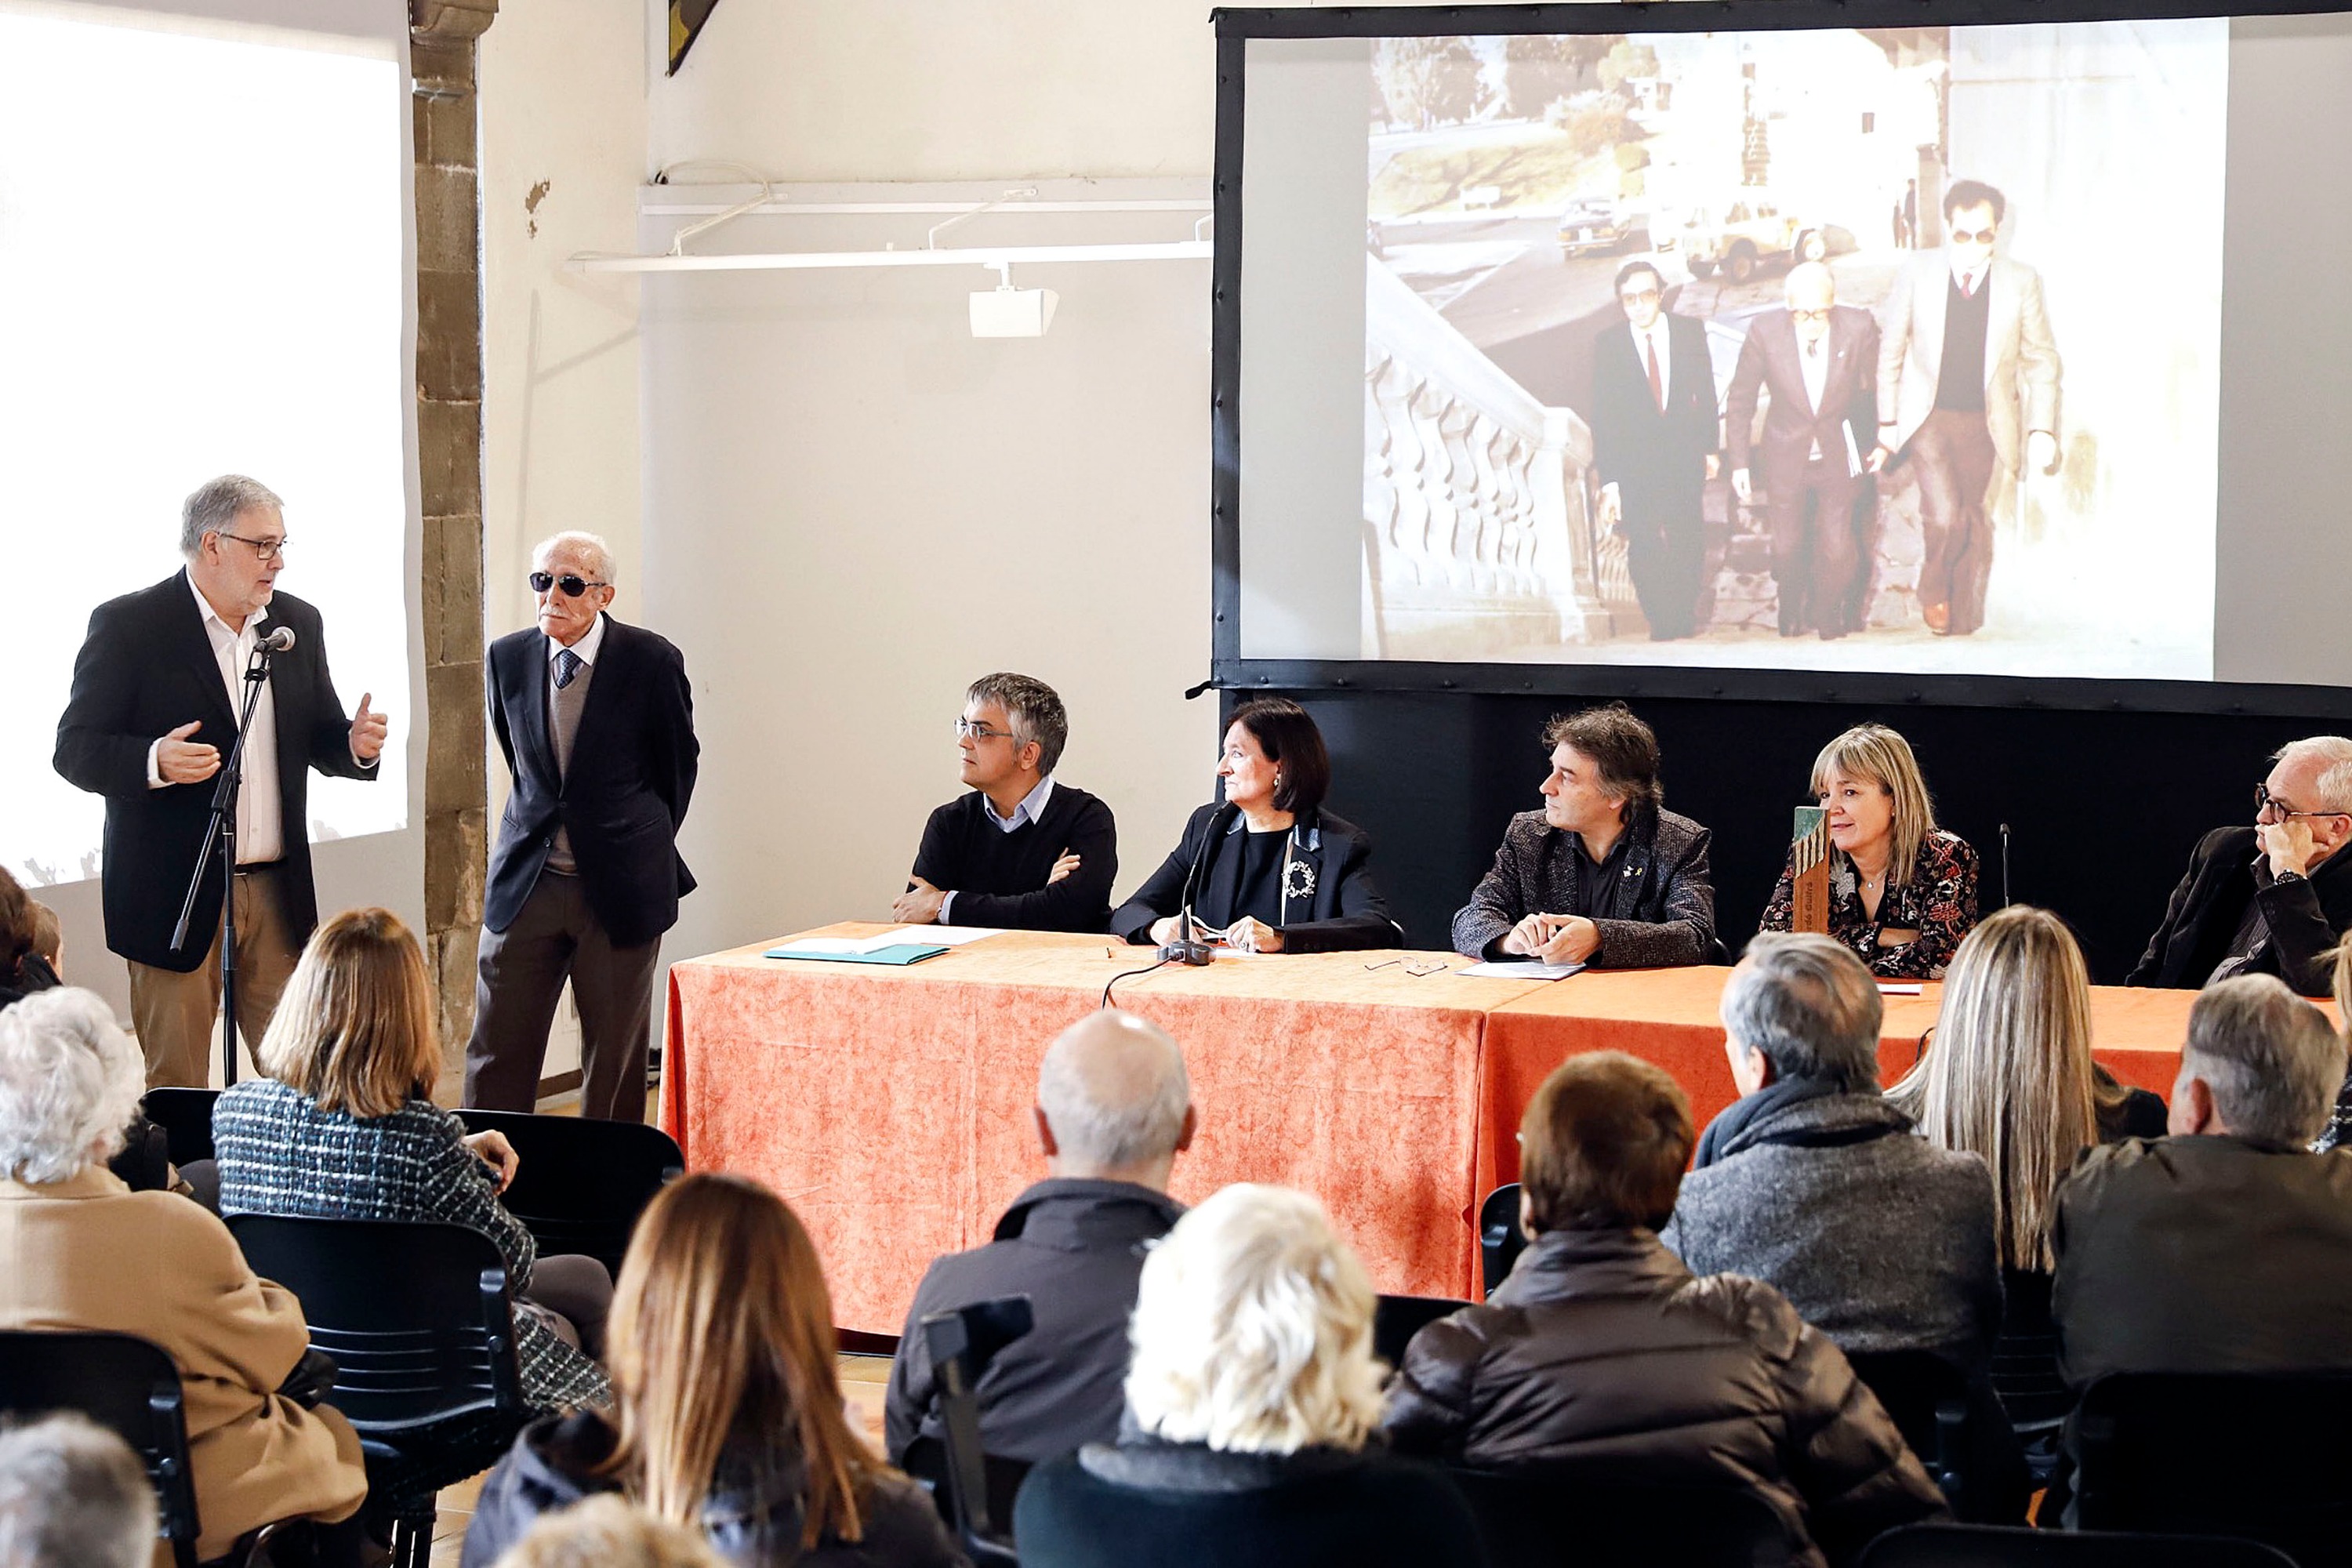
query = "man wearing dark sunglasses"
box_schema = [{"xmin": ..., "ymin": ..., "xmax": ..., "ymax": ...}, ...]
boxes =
[
  {"xmin": 2131, "ymin": 737, "xmax": 2352, "ymax": 996},
  {"xmin": 465, "ymin": 530, "xmax": 700, "ymax": 1121},
  {"xmin": 1873, "ymin": 177, "xmax": 2063, "ymax": 638}
]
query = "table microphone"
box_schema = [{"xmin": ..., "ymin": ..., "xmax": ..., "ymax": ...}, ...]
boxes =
[
  {"xmin": 1160, "ymin": 802, "xmax": 1237, "ymax": 967},
  {"xmin": 1999, "ymin": 822, "xmax": 2013, "ymax": 908}
]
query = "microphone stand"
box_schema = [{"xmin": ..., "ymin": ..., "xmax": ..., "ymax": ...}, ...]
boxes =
[{"xmin": 168, "ymin": 640, "xmax": 281, "ymax": 1087}]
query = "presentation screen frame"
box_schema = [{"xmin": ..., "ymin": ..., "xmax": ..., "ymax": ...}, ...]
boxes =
[{"xmin": 1208, "ymin": 0, "xmax": 2352, "ymax": 720}]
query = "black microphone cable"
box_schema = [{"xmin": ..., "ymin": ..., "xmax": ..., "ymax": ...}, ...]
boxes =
[{"xmin": 1102, "ymin": 954, "xmax": 1174, "ymax": 1009}]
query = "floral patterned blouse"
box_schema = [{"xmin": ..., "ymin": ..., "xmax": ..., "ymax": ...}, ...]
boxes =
[{"xmin": 1760, "ymin": 829, "xmax": 1980, "ymax": 979}]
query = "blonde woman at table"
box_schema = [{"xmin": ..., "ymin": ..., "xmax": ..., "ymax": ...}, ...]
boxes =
[
  {"xmin": 1759, "ymin": 724, "xmax": 1978, "ymax": 979},
  {"xmin": 1110, "ymin": 699, "xmax": 1399, "ymax": 954}
]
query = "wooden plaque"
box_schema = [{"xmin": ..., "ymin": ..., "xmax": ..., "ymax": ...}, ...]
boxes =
[{"xmin": 1791, "ymin": 805, "xmax": 1831, "ymax": 935}]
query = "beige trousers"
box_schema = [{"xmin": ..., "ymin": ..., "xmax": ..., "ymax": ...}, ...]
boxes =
[{"xmin": 126, "ymin": 866, "xmax": 299, "ymax": 1087}]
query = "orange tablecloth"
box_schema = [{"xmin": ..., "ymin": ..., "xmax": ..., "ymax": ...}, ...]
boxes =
[{"xmin": 662, "ymin": 927, "xmax": 1552, "ymax": 1334}]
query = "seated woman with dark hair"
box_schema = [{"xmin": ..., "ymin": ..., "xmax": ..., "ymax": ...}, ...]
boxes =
[
  {"xmin": 1111, "ymin": 699, "xmax": 1398, "ymax": 953},
  {"xmin": 1385, "ymin": 1053, "xmax": 1946, "ymax": 1568},
  {"xmin": 212, "ymin": 907, "xmax": 612, "ymax": 1414},
  {"xmin": 463, "ymin": 1174, "xmax": 960, "ymax": 1568},
  {"xmin": 0, "ymin": 866, "xmax": 60, "ymax": 1007}
]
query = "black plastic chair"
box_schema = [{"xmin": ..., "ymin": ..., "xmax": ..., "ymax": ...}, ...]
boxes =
[
  {"xmin": 916, "ymin": 1294, "xmax": 1033, "ymax": 1567},
  {"xmin": 0, "ymin": 1329, "xmax": 211, "ymax": 1567},
  {"xmin": 1478, "ymin": 1183, "xmax": 1525, "ymax": 1299},
  {"xmin": 2072, "ymin": 1370, "xmax": 2352, "ymax": 1567},
  {"xmin": 1846, "ymin": 1349, "xmax": 2029, "ymax": 1525},
  {"xmin": 143, "ymin": 1085, "xmax": 222, "ymax": 1168},
  {"xmin": 227, "ymin": 1215, "xmax": 531, "ymax": 1568},
  {"xmin": 1450, "ymin": 1468, "xmax": 1796, "ymax": 1566},
  {"xmin": 1374, "ymin": 1293, "xmax": 1472, "ymax": 1369},
  {"xmin": 1861, "ymin": 1523, "xmax": 2297, "ymax": 1566},
  {"xmin": 454, "ymin": 1108, "xmax": 683, "ymax": 1279}
]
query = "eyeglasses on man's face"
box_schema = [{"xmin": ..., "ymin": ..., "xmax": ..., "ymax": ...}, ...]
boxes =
[
  {"xmin": 530, "ymin": 571, "xmax": 607, "ymax": 597},
  {"xmin": 953, "ymin": 717, "xmax": 1022, "ymax": 744},
  {"xmin": 218, "ymin": 531, "xmax": 288, "ymax": 563},
  {"xmin": 2256, "ymin": 782, "xmax": 2346, "ymax": 822}
]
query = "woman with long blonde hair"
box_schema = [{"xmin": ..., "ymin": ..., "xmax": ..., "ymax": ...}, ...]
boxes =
[{"xmin": 463, "ymin": 1174, "xmax": 960, "ymax": 1568}]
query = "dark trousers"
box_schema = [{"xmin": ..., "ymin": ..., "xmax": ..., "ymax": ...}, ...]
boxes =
[
  {"xmin": 1911, "ymin": 407, "xmax": 2000, "ymax": 634},
  {"xmin": 1763, "ymin": 452, "xmax": 1863, "ymax": 637},
  {"xmin": 463, "ymin": 871, "xmax": 657, "ymax": 1121},
  {"xmin": 1618, "ymin": 481, "xmax": 1708, "ymax": 639}
]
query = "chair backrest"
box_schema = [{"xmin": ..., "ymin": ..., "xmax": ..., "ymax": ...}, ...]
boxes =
[
  {"xmin": 1479, "ymin": 1183, "xmax": 1525, "ymax": 1299},
  {"xmin": 0, "ymin": 1329, "xmax": 203, "ymax": 1568},
  {"xmin": 2074, "ymin": 1370, "xmax": 2352, "ymax": 1565},
  {"xmin": 453, "ymin": 1109, "xmax": 684, "ymax": 1278},
  {"xmin": 1450, "ymin": 1468, "xmax": 1796, "ymax": 1567},
  {"xmin": 918, "ymin": 1295, "xmax": 1033, "ymax": 1568},
  {"xmin": 1374, "ymin": 1293, "xmax": 1473, "ymax": 1370},
  {"xmin": 1845, "ymin": 1349, "xmax": 2029, "ymax": 1525},
  {"xmin": 1861, "ymin": 1523, "xmax": 2298, "ymax": 1567},
  {"xmin": 224, "ymin": 1214, "xmax": 527, "ymax": 1435},
  {"xmin": 141, "ymin": 1086, "xmax": 221, "ymax": 1169}
]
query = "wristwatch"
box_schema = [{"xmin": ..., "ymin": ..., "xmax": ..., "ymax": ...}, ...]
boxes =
[{"xmin": 2274, "ymin": 869, "xmax": 2307, "ymax": 887}]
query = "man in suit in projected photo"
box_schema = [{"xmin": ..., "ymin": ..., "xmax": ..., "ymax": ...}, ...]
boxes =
[
  {"xmin": 1875, "ymin": 178, "xmax": 2063, "ymax": 640},
  {"xmin": 1589, "ymin": 259, "xmax": 1722, "ymax": 641}
]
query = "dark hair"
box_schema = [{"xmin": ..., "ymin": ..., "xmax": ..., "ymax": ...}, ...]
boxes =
[
  {"xmin": 1541, "ymin": 703, "xmax": 1664, "ymax": 813},
  {"xmin": 0, "ymin": 867, "xmax": 33, "ymax": 978},
  {"xmin": 1613, "ymin": 260, "xmax": 1664, "ymax": 298},
  {"xmin": 1521, "ymin": 1052, "xmax": 1694, "ymax": 1232},
  {"xmin": 1943, "ymin": 179, "xmax": 2006, "ymax": 225},
  {"xmin": 1228, "ymin": 698, "xmax": 1330, "ymax": 817},
  {"xmin": 964, "ymin": 672, "xmax": 1069, "ymax": 777}
]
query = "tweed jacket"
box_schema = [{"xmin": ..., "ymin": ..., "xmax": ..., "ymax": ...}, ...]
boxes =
[
  {"xmin": 212, "ymin": 1080, "xmax": 610, "ymax": 1412},
  {"xmin": 0, "ymin": 1167, "xmax": 368, "ymax": 1563},
  {"xmin": 1452, "ymin": 806, "xmax": 1717, "ymax": 966},
  {"xmin": 1664, "ymin": 1087, "xmax": 2002, "ymax": 1372}
]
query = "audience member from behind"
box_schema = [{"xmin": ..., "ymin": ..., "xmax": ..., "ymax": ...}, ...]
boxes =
[
  {"xmin": 2131, "ymin": 737, "xmax": 2352, "ymax": 996},
  {"xmin": 0, "ymin": 989, "xmax": 367, "ymax": 1563},
  {"xmin": 0, "ymin": 870, "xmax": 60, "ymax": 1008},
  {"xmin": 488, "ymin": 1495, "xmax": 725, "ymax": 1568},
  {"xmin": 0, "ymin": 1414, "xmax": 158, "ymax": 1568},
  {"xmin": 895, "ymin": 673, "xmax": 1119, "ymax": 933},
  {"xmin": 1014, "ymin": 1184, "xmax": 1483, "ymax": 1568},
  {"xmin": 464, "ymin": 1174, "xmax": 960, "ymax": 1568},
  {"xmin": 887, "ymin": 1009, "xmax": 1192, "ymax": 1465},
  {"xmin": 1451, "ymin": 705, "xmax": 1716, "ymax": 968},
  {"xmin": 2312, "ymin": 942, "xmax": 2352, "ymax": 1153},
  {"xmin": 2053, "ymin": 975, "xmax": 2352, "ymax": 1388},
  {"xmin": 1665, "ymin": 934, "xmax": 2001, "ymax": 1370},
  {"xmin": 1759, "ymin": 725, "xmax": 1978, "ymax": 979},
  {"xmin": 1386, "ymin": 1054, "xmax": 1944, "ymax": 1568},
  {"xmin": 212, "ymin": 907, "xmax": 612, "ymax": 1411}
]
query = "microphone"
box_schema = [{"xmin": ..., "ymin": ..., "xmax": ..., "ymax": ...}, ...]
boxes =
[
  {"xmin": 257, "ymin": 626, "xmax": 296, "ymax": 655},
  {"xmin": 1159, "ymin": 801, "xmax": 1237, "ymax": 967},
  {"xmin": 1999, "ymin": 822, "xmax": 2013, "ymax": 909}
]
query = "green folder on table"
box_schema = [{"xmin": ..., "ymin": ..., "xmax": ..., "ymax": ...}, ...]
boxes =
[{"xmin": 763, "ymin": 939, "xmax": 949, "ymax": 966}]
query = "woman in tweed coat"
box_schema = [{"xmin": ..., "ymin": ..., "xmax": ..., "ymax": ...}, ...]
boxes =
[{"xmin": 213, "ymin": 908, "xmax": 612, "ymax": 1413}]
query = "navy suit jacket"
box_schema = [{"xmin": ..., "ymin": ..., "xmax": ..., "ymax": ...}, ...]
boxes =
[
  {"xmin": 484, "ymin": 616, "xmax": 699, "ymax": 947},
  {"xmin": 53, "ymin": 571, "xmax": 375, "ymax": 971}
]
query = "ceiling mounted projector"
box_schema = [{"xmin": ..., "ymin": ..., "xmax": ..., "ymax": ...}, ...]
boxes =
[{"xmin": 970, "ymin": 282, "xmax": 1058, "ymax": 338}]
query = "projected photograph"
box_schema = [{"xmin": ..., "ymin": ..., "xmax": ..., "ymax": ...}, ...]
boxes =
[{"xmin": 1359, "ymin": 23, "xmax": 2226, "ymax": 678}]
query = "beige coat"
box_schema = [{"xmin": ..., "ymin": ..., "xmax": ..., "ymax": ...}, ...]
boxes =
[{"xmin": 0, "ymin": 1167, "xmax": 367, "ymax": 1562}]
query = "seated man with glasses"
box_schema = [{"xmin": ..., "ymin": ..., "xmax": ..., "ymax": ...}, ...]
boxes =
[
  {"xmin": 893, "ymin": 673, "xmax": 1117, "ymax": 933},
  {"xmin": 2130, "ymin": 737, "xmax": 2352, "ymax": 996}
]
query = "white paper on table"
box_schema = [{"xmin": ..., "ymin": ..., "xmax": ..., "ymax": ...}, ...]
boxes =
[
  {"xmin": 923, "ymin": 926, "xmax": 1008, "ymax": 946},
  {"xmin": 1875, "ymin": 982, "xmax": 1925, "ymax": 996},
  {"xmin": 1458, "ymin": 959, "xmax": 1586, "ymax": 981}
]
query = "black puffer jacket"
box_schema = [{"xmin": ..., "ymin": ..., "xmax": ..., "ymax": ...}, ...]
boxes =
[
  {"xmin": 1382, "ymin": 1228, "xmax": 1947, "ymax": 1568},
  {"xmin": 460, "ymin": 1412, "xmax": 967, "ymax": 1568}
]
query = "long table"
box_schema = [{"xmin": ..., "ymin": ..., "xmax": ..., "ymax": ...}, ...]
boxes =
[{"xmin": 662, "ymin": 926, "xmax": 2204, "ymax": 1334}]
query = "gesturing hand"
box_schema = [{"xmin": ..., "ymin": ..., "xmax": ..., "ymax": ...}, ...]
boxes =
[
  {"xmin": 1047, "ymin": 851, "xmax": 1082, "ymax": 886},
  {"xmin": 350, "ymin": 693, "xmax": 389, "ymax": 763},
  {"xmin": 157, "ymin": 720, "xmax": 221, "ymax": 785}
]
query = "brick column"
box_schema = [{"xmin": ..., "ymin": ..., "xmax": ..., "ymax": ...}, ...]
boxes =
[{"xmin": 412, "ymin": 0, "xmax": 497, "ymax": 1081}]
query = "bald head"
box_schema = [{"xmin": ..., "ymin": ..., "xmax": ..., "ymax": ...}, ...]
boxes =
[
  {"xmin": 1034, "ymin": 1010, "xmax": 1195, "ymax": 1186},
  {"xmin": 1786, "ymin": 262, "xmax": 1835, "ymax": 348}
]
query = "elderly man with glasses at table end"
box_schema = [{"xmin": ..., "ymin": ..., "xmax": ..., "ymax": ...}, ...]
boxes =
[
  {"xmin": 464, "ymin": 531, "xmax": 699, "ymax": 1122},
  {"xmin": 53, "ymin": 474, "xmax": 387, "ymax": 1088},
  {"xmin": 2129, "ymin": 737, "xmax": 2352, "ymax": 998},
  {"xmin": 891, "ymin": 672, "xmax": 1118, "ymax": 933}
]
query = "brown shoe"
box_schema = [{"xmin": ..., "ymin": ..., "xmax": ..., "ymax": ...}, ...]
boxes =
[{"xmin": 1922, "ymin": 600, "xmax": 1951, "ymax": 634}]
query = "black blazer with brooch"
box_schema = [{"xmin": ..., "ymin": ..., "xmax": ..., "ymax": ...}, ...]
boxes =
[
  {"xmin": 2129, "ymin": 826, "xmax": 2352, "ymax": 996},
  {"xmin": 1111, "ymin": 804, "xmax": 1399, "ymax": 953},
  {"xmin": 484, "ymin": 616, "xmax": 699, "ymax": 949},
  {"xmin": 53, "ymin": 571, "xmax": 375, "ymax": 971}
]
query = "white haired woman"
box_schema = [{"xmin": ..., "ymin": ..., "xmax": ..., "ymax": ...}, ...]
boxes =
[
  {"xmin": 1012, "ymin": 1183, "xmax": 1483, "ymax": 1568},
  {"xmin": 0, "ymin": 988, "xmax": 368, "ymax": 1563}
]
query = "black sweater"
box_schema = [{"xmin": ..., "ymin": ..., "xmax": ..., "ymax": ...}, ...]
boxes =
[{"xmin": 909, "ymin": 783, "xmax": 1116, "ymax": 933}]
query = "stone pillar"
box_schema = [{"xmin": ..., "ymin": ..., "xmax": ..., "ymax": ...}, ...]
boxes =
[{"xmin": 412, "ymin": 0, "xmax": 497, "ymax": 1084}]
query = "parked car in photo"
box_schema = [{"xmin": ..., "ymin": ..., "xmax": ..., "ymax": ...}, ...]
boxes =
[
  {"xmin": 1661, "ymin": 195, "xmax": 1805, "ymax": 284},
  {"xmin": 1556, "ymin": 198, "xmax": 1645, "ymax": 257}
]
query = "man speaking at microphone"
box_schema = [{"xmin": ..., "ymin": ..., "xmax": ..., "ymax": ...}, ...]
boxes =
[{"xmin": 53, "ymin": 475, "xmax": 388, "ymax": 1087}]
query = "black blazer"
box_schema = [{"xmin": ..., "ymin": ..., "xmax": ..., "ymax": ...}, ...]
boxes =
[
  {"xmin": 1110, "ymin": 804, "xmax": 1399, "ymax": 953},
  {"xmin": 484, "ymin": 616, "xmax": 699, "ymax": 948},
  {"xmin": 1588, "ymin": 311, "xmax": 1719, "ymax": 503},
  {"xmin": 53, "ymin": 572, "xmax": 375, "ymax": 971},
  {"xmin": 2128, "ymin": 826, "xmax": 2352, "ymax": 996}
]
